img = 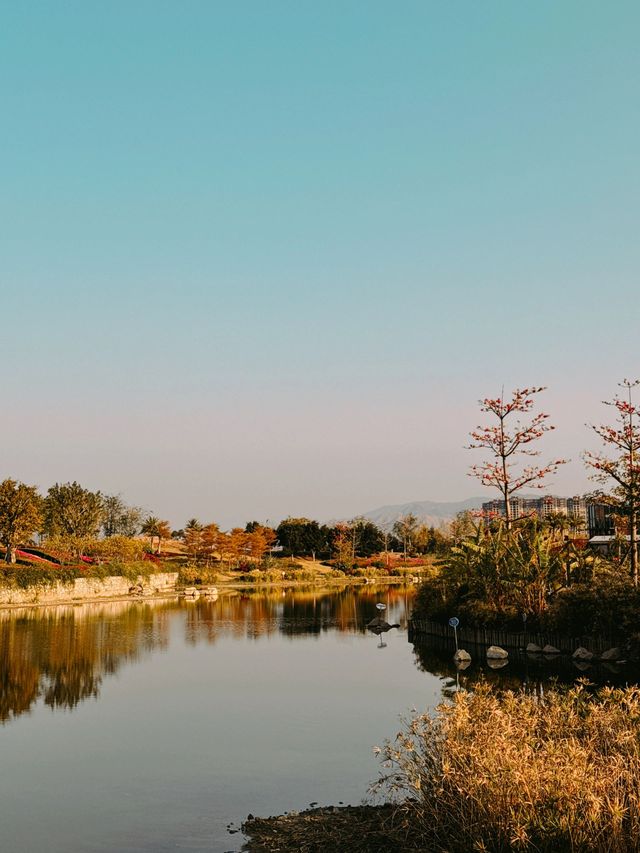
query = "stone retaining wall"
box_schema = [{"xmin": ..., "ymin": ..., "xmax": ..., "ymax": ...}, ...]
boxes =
[{"xmin": 0, "ymin": 572, "xmax": 179, "ymax": 608}]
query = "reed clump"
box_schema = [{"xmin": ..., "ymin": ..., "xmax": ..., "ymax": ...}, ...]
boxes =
[{"xmin": 374, "ymin": 681, "xmax": 640, "ymax": 851}]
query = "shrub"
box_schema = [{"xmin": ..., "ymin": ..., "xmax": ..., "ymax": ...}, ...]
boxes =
[
  {"xmin": 178, "ymin": 565, "xmax": 219, "ymax": 586},
  {"xmin": 0, "ymin": 565, "xmax": 79, "ymax": 589},
  {"xmin": 412, "ymin": 522, "xmax": 603, "ymax": 630},
  {"xmin": 542, "ymin": 564, "xmax": 640, "ymax": 639},
  {"xmin": 374, "ymin": 682, "xmax": 640, "ymax": 852},
  {"xmin": 42, "ymin": 534, "xmax": 147, "ymax": 564},
  {"xmin": 0, "ymin": 559, "xmax": 161, "ymax": 590}
]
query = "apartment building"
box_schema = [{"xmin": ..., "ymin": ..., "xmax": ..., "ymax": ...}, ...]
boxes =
[{"xmin": 481, "ymin": 495, "xmax": 588, "ymax": 531}]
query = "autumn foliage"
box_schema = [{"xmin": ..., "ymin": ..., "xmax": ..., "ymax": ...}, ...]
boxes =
[
  {"xmin": 468, "ymin": 386, "xmax": 565, "ymax": 528},
  {"xmin": 584, "ymin": 379, "xmax": 640, "ymax": 584}
]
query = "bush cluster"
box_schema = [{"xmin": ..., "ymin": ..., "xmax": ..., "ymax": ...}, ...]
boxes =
[{"xmin": 375, "ymin": 682, "xmax": 640, "ymax": 852}]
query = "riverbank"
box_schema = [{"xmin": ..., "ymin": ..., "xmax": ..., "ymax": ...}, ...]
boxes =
[
  {"xmin": 0, "ymin": 569, "xmax": 417, "ymax": 611},
  {"xmin": 242, "ymin": 804, "xmax": 412, "ymax": 853},
  {"xmin": 242, "ymin": 681, "xmax": 640, "ymax": 853},
  {"xmin": 0, "ymin": 571, "xmax": 180, "ymax": 608}
]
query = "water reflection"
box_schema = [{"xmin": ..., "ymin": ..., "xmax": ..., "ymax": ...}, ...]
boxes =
[
  {"xmin": 411, "ymin": 633, "xmax": 640, "ymax": 699},
  {"xmin": 0, "ymin": 585, "xmax": 412, "ymax": 724},
  {"xmin": 183, "ymin": 584, "xmax": 410, "ymax": 644},
  {"xmin": 0, "ymin": 601, "xmax": 173, "ymax": 722}
]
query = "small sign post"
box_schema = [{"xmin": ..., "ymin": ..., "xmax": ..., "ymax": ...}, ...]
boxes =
[
  {"xmin": 375, "ymin": 603, "xmax": 387, "ymax": 647},
  {"xmin": 448, "ymin": 616, "xmax": 460, "ymax": 652}
]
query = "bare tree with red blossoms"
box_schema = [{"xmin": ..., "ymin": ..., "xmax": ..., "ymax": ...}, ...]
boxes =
[
  {"xmin": 468, "ymin": 386, "xmax": 566, "ymax": 530},
  {"xmin": 584, "ymin": 379, "xmax": 640, "ymax": 586}
]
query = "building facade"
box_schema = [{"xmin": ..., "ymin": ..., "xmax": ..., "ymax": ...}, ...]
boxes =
[{"xmin": 481, "ymin": 495, "xmax": 589, "ymax": 532}]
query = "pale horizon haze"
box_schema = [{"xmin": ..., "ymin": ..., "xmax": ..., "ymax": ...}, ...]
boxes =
[{"xmin": 2, "ymin": 2, "xmax": 639, "ymax": 528}]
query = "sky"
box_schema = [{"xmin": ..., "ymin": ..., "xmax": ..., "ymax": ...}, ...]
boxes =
[{"xmin": 1, "ymin": 1, "xmax": 639, "ymax": 528}]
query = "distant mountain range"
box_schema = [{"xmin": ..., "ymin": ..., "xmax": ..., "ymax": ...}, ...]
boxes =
[{"xmin": 358, "ymin": 498, "xmax": 486, "ymax": 531}]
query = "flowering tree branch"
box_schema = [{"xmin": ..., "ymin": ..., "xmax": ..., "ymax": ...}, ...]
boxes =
[
  {"xmin": 584, "ymin": 379, "xmax": 640, "ymax": 584},
  {"xmin": 468, "ymin": 386, "xmax": 566, "ymax": 529}
]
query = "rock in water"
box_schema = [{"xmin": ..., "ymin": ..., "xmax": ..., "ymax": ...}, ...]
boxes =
[
  {"xmin": 526, "ymin": 642, "xmax": 542, "ymax": 653},
  {"xmin": 572, "ymin": 646, "xmax": 594, "ymax": 661},
  {"xmin": 542, "ymin": 644, "xmax": 561, "ymax": 654},
  {"xmin": 600, "ymin": 647, "xmax": 621, "ymax": 661},
  {"xmin": 486, "ymin": 645, "xmax": 508, "ymax": 660},
  {"xmin": 453, "ymin": 649, "xmax": 471, "ymax": 662}
]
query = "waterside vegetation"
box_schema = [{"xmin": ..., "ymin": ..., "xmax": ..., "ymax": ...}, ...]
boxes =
[
  {"xmin": 245, "ymin": 681, "xmax": 640, "ymax": 852},
  {"xmin": 244, "ymin": 381, "xmax": 640, "ymax": 852},
  {"xmin": 413, "ymin": 381, "xmax": 640, "ymax": 648}
]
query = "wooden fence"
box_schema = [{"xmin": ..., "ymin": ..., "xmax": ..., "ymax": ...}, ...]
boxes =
[{"xmin": 409, "ymin": 618, "xmax": 618, "ymax": 656}]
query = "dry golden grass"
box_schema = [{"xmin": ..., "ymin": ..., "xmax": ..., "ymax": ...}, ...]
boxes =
[
  {"xmin": 244, "ymin": 683, "xmax": 640, "ymax": 851},
  {"xmin": 375, "ymin": 681, "xmax": 640, "ymax": 851}
]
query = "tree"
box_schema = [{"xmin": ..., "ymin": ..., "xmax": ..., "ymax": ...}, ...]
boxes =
[
  {"xmin": 413, "ymin": 523, "xmax": 449, "ymax": 555},
  {"xmin": 468, "ymin": 386, "xmax": 565, "ymax": 529},
  {"xmin": 449, "ymin": 510, "xmax": 477, "ymax": 544},
  {"xmin": 351, "ymin": 518, "xmax": 385, "ymax": 557},
  {"xmin": 183, "ymin": 525, "xmax": 204, "ymax": 561},
  {"xmin": 246, "ymin": 524, "xmax": 276, "ymax": 561},
  {"xmin": 331, "ymin": 523, "xmax": 355, "ymax": 568},
  {"xmin": 393, "ymin": 513, "xmax": 419, "ymax": 560},
  {"xmin": 584, "ymin": 379, "xmax": 640, "ymax": 585},
  {"xmin": 44, "ymin": 482, "xmax": 104, "ymax": 538},
  {"xmin": 141, "ymin": 516, "xmax": 160, "ymax": 550},
  {"xmin": 276, "ymin": 518, "xmax": 329, "ymax": 558},
  {"xmin": 227, "ymin": 528, "xmax": 251, "ymax": 567},
  {"xmin": 200, "ymin": 523, "xmax": 221, "ymax": 565},
  {"xmin": 0, "ymin": 479, "xmax": 43, "ymax": 563},
  {"xmin": 141, "ymin": 516, "xmax": 171, "ymax": 553},
  {"xmin": 102, "ymin": 495, "xmax": 143, "ymax": 538},
  {"xmin": 156, "ymin": 520, "xmax": 172, "ymax": 554}
]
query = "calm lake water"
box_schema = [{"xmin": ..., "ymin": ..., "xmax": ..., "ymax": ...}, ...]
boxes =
[
  {"xmin": 0, "ymin": 585, "xmax": 440, "ymax": 853},
  {"xmin": 1, "ymin": 585, "xmax": 630, "ymax": 853}
]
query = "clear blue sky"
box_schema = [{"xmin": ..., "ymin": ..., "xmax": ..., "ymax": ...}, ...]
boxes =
[{"xmin": 2, "ymin": 2, "xmax": 639, "ymax": 527}]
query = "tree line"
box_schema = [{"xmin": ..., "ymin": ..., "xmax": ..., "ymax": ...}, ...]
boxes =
[{"xmin": 0, "ymin": 478, "xmax": 448, "ymax": 567}]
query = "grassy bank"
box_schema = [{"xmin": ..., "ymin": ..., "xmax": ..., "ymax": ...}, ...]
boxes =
[
  {"xmin": 0, "ymin": 560, "xmax": 160, "ymax": 590},
  {"xmin": 243, "ymin": 681, "xmax": 640, "ymax": 852},
  {"xmin": 0, "ymin": 557, "xmax": 421, "ymax": 597}
]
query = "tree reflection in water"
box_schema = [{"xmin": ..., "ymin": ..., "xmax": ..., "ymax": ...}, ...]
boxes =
[
  {"xmin": 0, "ymin": 584, "xmax": 415, "ymax": 723},
  {"xmin": 0, "ymin": 601, "xmax": 173, "ymax": 723}
]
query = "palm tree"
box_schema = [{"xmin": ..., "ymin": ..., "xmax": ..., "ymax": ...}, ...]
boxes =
[{"xmin": 141, "ymin": 516, "xmax": 161, "ymax": 553}]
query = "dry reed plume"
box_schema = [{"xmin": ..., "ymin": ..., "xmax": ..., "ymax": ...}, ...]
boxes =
[{"xmin": 374, "ymin": 681, "xmax": 640, "ymax": 851}]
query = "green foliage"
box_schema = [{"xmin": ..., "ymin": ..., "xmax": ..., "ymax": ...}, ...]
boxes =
[
  {"xmin": 0, "ymin": 565, "xmax": 79, "ymax": 589},
  {"xmin": 0, "ymin": 559, "xmax": 162, "ymax": 590},
  {"xmin": 414, "ymin": 519, "xmax": 597, "ymax": 629},
  {"xmin": 101, "ymin": 495, "xmax": 144, "ymax": 537},
  {"xmin": 350, "ymin": 518, "xmax": 385, "ymax": 557},
  {"xmin": 44, "ymin": 481, "xmax": 104, "ymax": 538},
  {"xmin": 412, "ymin": 523, "xmax": 450, "ymax": 555},
  {"xmin": 276, "ymin": 518, "xmax": 331, "ymax": 557},
  {"xmin": 0, "ymin": 478, "xmax": 43, "ymax": 563},
  {"xmin": 543, "ymin": 563, "xmax": 640, "ymax": 638}
]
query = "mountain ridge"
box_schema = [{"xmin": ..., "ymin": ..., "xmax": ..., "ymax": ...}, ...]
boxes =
[{"xmin": 357, "ymin": 497, "xmax": 486, "ymax": 530}]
